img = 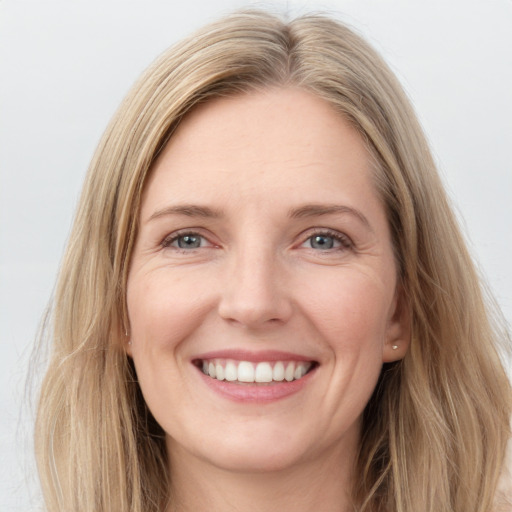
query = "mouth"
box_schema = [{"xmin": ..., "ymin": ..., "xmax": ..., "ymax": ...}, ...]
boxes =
[{"xmin": 193, "ymin": 358, "xmax": 318, "ymax": 385}]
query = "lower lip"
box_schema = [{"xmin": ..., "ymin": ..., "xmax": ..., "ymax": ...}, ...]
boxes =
[{"xmin": 196, "ymin": 365, "xmax": 317, "ymax": 403}]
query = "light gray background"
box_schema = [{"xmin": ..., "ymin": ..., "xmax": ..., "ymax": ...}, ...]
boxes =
[{"xmin": 1, "ymin": 0, "xmax": 511, "ymax": 509}]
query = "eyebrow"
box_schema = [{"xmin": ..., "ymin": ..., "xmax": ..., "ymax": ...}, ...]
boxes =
[
  {"xmin": 289, "ymin": 204, "xmax": 373, "ymax": 232},
  {"xmin": 147, "ymin": 202, "xmax": 373, "ymax": 231},
  {"xmin": 147, "ymin": 204, "xmax": 224, "ymax": 222}
]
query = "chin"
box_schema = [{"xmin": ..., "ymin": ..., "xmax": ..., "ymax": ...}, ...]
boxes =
[
  {"xmin": 169, "ymin": 426, "xmax": 314, "ymax": 475},
  {"xmin": 206, "ymin": 446, "xmax": 306, "ymax": 474}
]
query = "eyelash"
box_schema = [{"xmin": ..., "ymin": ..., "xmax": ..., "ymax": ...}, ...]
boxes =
[{"xmin": 160, "ymin": 228, "xmax": 353, "ymax": 252}]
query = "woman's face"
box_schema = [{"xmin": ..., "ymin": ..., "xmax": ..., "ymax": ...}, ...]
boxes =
[{"xmin": 127, "ymin": 88, "xmax": 409, "ymax": 474}]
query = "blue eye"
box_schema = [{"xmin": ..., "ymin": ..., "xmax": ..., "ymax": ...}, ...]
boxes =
[
  {"xmin": 302, "ymin": 231, "xmax": 351, "ymax": 251},
  {"xmin": 175, "ymin": 235, "xmax": 202, "ymax": 249},
  {"xmin": 163, "ymin": 232, "xmax": 207, "ymax": 249},
  {"xmin": 309, "ymin": 234, "xmax": 336, "ymax": 249}
]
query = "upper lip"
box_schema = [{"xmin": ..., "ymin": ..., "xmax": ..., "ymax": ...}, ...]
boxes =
[{"xmin": 192, "ymin": 349, "xmax": 317, "ymax": 363}]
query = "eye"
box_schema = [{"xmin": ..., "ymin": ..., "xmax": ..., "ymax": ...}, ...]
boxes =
[
  {"xmin": 162, "ymin": 232, "xmax": 210, "ymax": 250},
  {"xmin": 301, "ymin": 230, "xmax": 352, "ymax": 251}
]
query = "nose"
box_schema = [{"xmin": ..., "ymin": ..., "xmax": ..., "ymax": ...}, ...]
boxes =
[{"xmin": 217, "ymin": 245, "xmax": 293, "ymax": 329}]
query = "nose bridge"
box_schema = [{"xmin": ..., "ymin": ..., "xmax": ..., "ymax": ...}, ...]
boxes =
[{"xmin": 218, "ymin": 236, "xmax": 292, "ymax": 327}]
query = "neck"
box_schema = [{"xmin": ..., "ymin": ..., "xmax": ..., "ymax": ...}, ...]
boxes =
[{"xmin": 165, "ymin": 441, "xmax": 356, "ymax": 512}]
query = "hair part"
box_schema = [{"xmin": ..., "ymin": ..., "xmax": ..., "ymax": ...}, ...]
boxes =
[{"xmin": 35, "ymin": 9, "xmax": 511, "ymax": 512}]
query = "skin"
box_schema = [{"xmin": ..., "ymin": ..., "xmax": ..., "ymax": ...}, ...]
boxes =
[{"xmin": 126, "ymin": 88, "xmax": 410, "ymax": 512}]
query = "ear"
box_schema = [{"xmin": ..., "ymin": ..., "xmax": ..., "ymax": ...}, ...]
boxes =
[{"xmin": 382, "ymin": 285, "xmax": 411, "ymax": 363}]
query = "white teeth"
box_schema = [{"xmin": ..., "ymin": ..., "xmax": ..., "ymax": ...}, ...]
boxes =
[
  {"xmin": 237, "ymin": 361, "xmax": 255, "ymax": 382},
  {"xmin": 294, "ymin": 365, "xmax": 306, "ymax": 380},
  {"xmin": 284, "ymin": 362, "xmax": 295, "ymax": 382},
  {"xmin": 215, "ymin": 363, "xmax": 225, "ymax": 381},
  {"xmin": 255, "ymin": 362, "xmax": 273, "ymax": 383},
  {"xmin": 273, "ymin": 361, "xmax": 285, "ymax": 381},
  {"xmin": 200, "ymin": 359, "xmax": 313, "ymax": 383},
  {"xmin": 225, "ymin": 361, "xmax": 237, "ymax": 381}
]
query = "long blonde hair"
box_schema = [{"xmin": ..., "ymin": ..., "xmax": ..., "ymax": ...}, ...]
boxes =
[{"xmin": 35, "ymin": 10, "xmax": 511, "ymax": 512}]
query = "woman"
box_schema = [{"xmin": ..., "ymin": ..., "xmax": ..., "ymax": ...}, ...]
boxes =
[{"xmin": 34, "ymin": 10, "xmax": 511, "ymax": 512}]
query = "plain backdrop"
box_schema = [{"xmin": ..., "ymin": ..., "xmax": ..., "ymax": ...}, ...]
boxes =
[{"xmin": 1, "ymin": 0, "xmax": 511, "ymax": 509}]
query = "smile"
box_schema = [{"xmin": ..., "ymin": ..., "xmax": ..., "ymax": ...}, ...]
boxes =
[{"xmin": 196, "ymin": 359, "xmax": 315, "ymax": 384}]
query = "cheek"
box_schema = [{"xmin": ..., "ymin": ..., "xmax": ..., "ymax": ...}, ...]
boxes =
[
  {"xmin": 127, "ymin": 270, "xmax": 212, "ymax": 350},
  {"xmin": 299, "ymin": 269, "xmax": 393, "ymax": 351},
  {"xmin": 290, "ymin": 270, "xmax": 392, "ymax": 443},
  {"xmin": 125, "ymin": 272, "xmax": 210, "ymax": 425}
]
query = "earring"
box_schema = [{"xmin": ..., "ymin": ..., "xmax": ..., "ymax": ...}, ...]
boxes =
[
  {"xmin": 127, "ymin": 340, "xmax": 132, "ymax": 346},
  {"xmin": 392, "ymin": 344, "xmax": 398, "ymax": 350}
]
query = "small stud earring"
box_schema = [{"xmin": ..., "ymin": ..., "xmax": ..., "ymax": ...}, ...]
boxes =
[
  {"xmin": 127, "ymin": 340, "xmax": 132, "ymax": 346},
  {"xmin": 392, "ymin": 344, "xmax": 398, "ymax": 350}
]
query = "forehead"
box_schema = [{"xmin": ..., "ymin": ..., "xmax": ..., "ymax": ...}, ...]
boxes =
[{"xmin": 142, "ymin": 88, "xmax": 379, "ymax": 213}]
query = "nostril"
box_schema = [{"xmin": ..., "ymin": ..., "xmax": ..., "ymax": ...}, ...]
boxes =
[
  {"xmin": 218, "ymin": 300, "xmax": 293, "ymax": 328},
  {"xmin": 217, "ymin": 268, "xmax": 293, "ymax": 327}
]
